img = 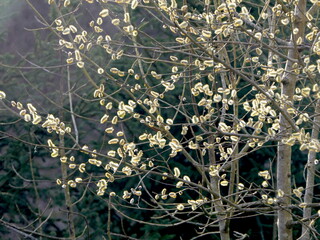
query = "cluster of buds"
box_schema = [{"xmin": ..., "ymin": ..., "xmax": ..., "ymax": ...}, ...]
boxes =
[
  {"xmin": 258, "ymin": 170, "xmax": 271, "ymax": 188},
  {"xmin": 13, "ymin": 102, "xmax": 42, "ymax": 125},
  {"xmin": 10, "ymin": 99, "xmax": 71, "ymax": 136},
  {"xmin": 169, "ymin": 139, "xmax": 183, "ymax": 157},
  {"xmin": 42, "ymin": 114, "xmax": 71, "ymax": 135},
  {"xmin": 187, "ymin": 198, "xmax": 208, "ymax": 211},
  {"xmin": 209, "ymin": 165, "xmax": 220, "ymax": 177},
  {"xmin": 48, "ymin": 139, "xmax": 59, "ymax": 158},
  {"xmin": 144, "ymin": 131, "xmax": 166, "ymax": 149}
]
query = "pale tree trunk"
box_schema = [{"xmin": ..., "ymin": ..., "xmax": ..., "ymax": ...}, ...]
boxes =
[
  {"xmin": 59, "ymin": 135, "xmax": 76, "ymax": 240},
  {"xmin": 299, "ymin": 100, "xmax": 320, "ymax": 240},
  {"xmin": 277, "ymin": 140, "xmax": 293, "ymax": 240},
  {"xmin": 208, "ymin": 1, "xmax": 230, "ymax": 236},
  {"xmin": 59, "ymin": 65, "xmax": 76, "ymax": 240},
  {"xmin": 277, "ymin": 1, "xmax": 306, "ymax": 240},
  {"xmin": 209, "ymin": 136, "xmax": 230, "ymax": 240}
]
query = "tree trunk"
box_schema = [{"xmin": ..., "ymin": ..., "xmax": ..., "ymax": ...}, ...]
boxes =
[
  {"xmin": 277, "ymin": 1, "xmax": 306, "ymax": 239},
  {"xmin": 300, "ymin": 100, "xmax": 320, "ymax": 240},
  {"xmin": 209, "ymin": 136, "xmax": 230, "ymax": 240}
]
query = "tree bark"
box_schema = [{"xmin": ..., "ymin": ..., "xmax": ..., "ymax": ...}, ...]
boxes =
[
  {"xmin": 277, "ymin": 1, "xmax": 306, "ymax": 240},
  {"xmin": 209, "ymin": 136, "xmax": 230, "ymax": 240},
  {"xmin": 300, "ymin": 100, "xmax": 320, "ymax": 240}
]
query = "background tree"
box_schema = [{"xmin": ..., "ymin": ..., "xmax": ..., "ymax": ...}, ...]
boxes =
[{"xmin": 1, "ymin": 0, "xmax": 320, "ymax": 239}]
